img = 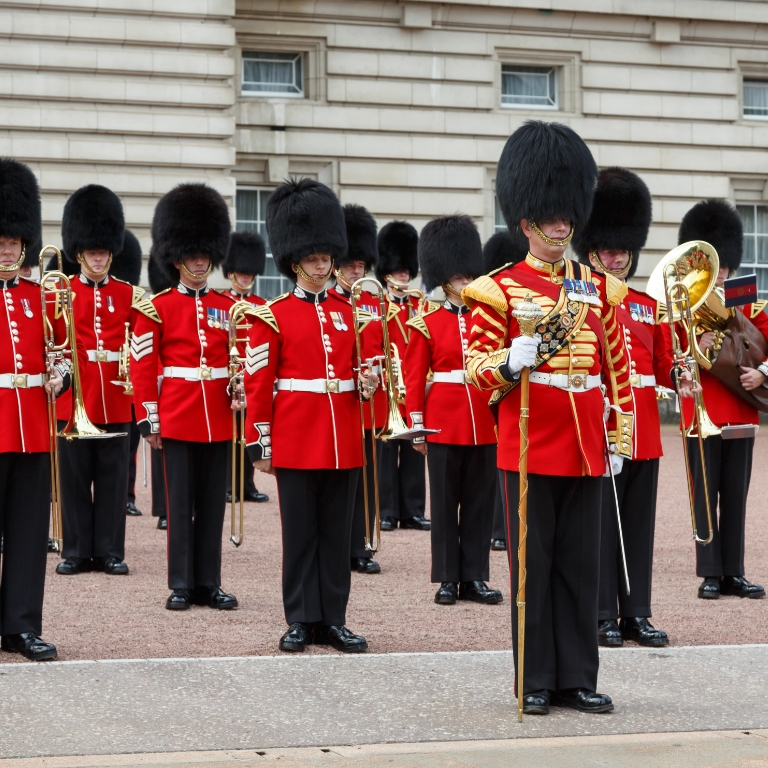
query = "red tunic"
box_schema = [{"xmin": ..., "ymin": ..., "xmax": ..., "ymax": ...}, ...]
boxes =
[
  {"xmin": 57, "ymin": 274, "xmax": 142, "ymax": 425},
  {"xmin": 0, "ymin": 276, "xmax": 67, "ymax": 453},
  {"xmin": 405, "ymin": 301, "xmax": 496, "ymax": 445},
  {"xmin": 243, "ymin": 286, "xmax": 363, "ymax": 470},
  {"xmin": 131, "ymin": 283, "xmax": 233, "ymax": 442}
]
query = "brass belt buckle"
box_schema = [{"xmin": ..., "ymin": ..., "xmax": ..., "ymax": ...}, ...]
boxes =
[
  {"xmin": 570, "ymin": 375, "xmax": 584, "ymax": 389},
  {"xmin": 95, "ymin": 351, "xmax": 108, "ymax": 362},
  {"xmin": 630, "ymin": 373, "xmax": 640, "ymax": 387},
  {"xmin": 200, "ymin": 367, "xmax": 212, "ymax": 380},
  {"xmin": 326, "ymin": 378, "xmax": 339, "ymax": 394},
  {"xmin": 12, "ymin": 374, "xmax": 28, "ymax": 388}
]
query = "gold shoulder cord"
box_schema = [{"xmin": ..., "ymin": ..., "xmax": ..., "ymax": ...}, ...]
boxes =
[
  {"xmin": 461, "ymin": 275, "xmax": 508, "ymax": 313},
  {"xmin": 134, "ymin": 297, "xmax": 162, "ymax": 323},
  {"xmin": 406, "ymin": 314, "xmax": 431, "ymax": 340}
]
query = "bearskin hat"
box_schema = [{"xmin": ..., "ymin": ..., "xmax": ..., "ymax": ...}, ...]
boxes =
[
  {"xmin": 147, "ymin": 250, "xmax": 173, "ymax": 294},
  {"xmin": 418, "ymin": 215, "xmax": 483, "ymax": 291},
  {"xmin": 110, "ymin": 229, "xmax": 143, "ymax": 285},
  {"xmin": 24, "ymin": 238, "xmax": 42, "ymax": 270},
  {"xmin": 62, "ymin": 185, "xmax": 125, "ymax": 264},
  {"xmin": 482, "ymin": 230, "xmax": 529, "ymax": 274},
  {"xmin": 223, "ymin": 231, "xmax": 266, "ymax": 277},
  {"xmin": 678, "ymin": 199, "xmax": 743, "ymax": 272},
  {"xmin": 46, "ymin": 251, "xmax": 80, "ymax": 277},
  {"xmin": 572, "ymin": 167, "xmax": 652, "ymax": 279},
  {"xmin": 341, "ymin": 204, "xmax": 378, "ymax": 270},
  {"xmin": 375, "ymin": 220, "xmax": 419, "ymax": 285},
  {"xmin": 151, "ymin": 183, "xmax": 230, "ymax": 279},
  {"xmin": 496, "ymin": 121, "xmax": 597, "ymax": 237},
  {"xmin": 0, "ymin": 158, "xmax": 41, "ymax": 250},
  {"xmin": 266, "ymin": 178, "xmax": 347, "ymax": 281}
]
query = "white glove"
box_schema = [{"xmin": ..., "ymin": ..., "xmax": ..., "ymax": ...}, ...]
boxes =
[
  {"xmin": 603, "ymin": 397, "xmax": 611, "ymax": 422},
  {"xmin": 506, "ymin": 335, "xmax": 539, "ymax": 375},
  {"xmin": 603, "ymin": 453, "xmax": 624, "ymax": 477}
]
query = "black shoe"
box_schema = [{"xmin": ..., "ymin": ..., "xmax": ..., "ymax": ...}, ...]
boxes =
[
  {"xmin": 1, "ymin": 633, "xmax": 57, "ymax": 661},
  {"xmin": 192, "ymin": 586, "xmax": 238, "ymax": 610},
  {"xmin": 55, "ymin": 557, "xmax": 90, "ymax": 575},
  {"xmin": 721, "ymin": 575, "xmax": 765, "ymax": 599},
  {"xmin": 157, "ymin": 516, "xmax": 167, "ymax": 530},
  {"xmin": 380, "ymin": 517, "xmax": 396, "ymax": 531},
  {"xmin": 399, "ymin": 516, "xmax": 431, "ymax": 531},
  {"xmin": 552, "ymin": 688, "xmax": 614, "ymax": 713},
  {"xmin": 244, "ymin": 489, "xmax": 269, "ymax": 503},
  {"xmin": 165, "ymin": 589, "xmax": 191, "ymax": 610},
  {"xmin": 279, "ymin": 622, "xmax": 313, "ymax": 652},
  {"xmin": 104, "ymin": 557, "xmax": 129, "ymax": 576},
  {"xmin": 459, "ymin": 580, "xmax": 503, "ymax": 605},
  {"xmin": 522, "ymin": 689, "xmax": 550, "ymax": 715},
  {"xmin": 598, "ymin": 620, "xmax": 623, "ymax": 647},
  {"xmin": 698, "ymin": 576, "xmax": 720, "ymax": 599},
  {"xmin": 491, "ymin": 539, "xmax": 507, "ymax": 551},
  {"xmin": 434, "ymin": 581, "xmax": 458, "ymax": 605},
  {"xmin": 620, "ymin": 617, "xmax": 668, "ymax": 647},
  {"xmin": 351, "ymin": 557, "xmax": 381, "ymax": 574},
  {"xmin": 126, "ymin": 502, "xmax": 142, "ymax": 516},
  {"xmin": 323, "ymin": 625, "xmax": 368, "ymax": 653}
]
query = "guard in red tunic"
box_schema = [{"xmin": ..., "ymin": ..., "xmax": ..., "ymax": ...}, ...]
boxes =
[
  {"xmin": 464, "ymin": 121, "xmax": 634, "ymax": 715},
  {"xmin": 374, "ymin": 221, "xmax": 429, "ymax": 532},
  {"xmin": 405, "ymin": 215, "xmax": 502, "ymax": 606},
  {"xmin": 131, "ymin": 183, "xmax": 238, "ymax": 611},
  {"xmin": 244, "ymin": 179, "xmax": 377, "ymax": 653},
  {"xmin": 333, "ymin": 203, "xmax": 385, "ymax": 575},
  {"xmin": 218, "ymin": 231, "xmax": 269, "ymax": 505},
  {"xmin": 573, "ymin": 168, "xmax": 673, "ymax": 648},
  {"xmin": 676, "ymin": 200, "xmax": 767, "ymax": 601},
  {"xmin": 56, "ymin": 186, "xmax": 142, "ymax": 577},
  {"xmin": 0, "ymin": 159, "xmax": 68, "ymax": 661}
]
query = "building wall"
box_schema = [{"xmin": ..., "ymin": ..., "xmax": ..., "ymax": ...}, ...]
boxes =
[{"xmin": 233, "ymin": 0, "xmax": 768, "ymax": 291}]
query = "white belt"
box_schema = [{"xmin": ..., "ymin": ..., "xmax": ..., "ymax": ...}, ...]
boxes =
[
  {"xmin": 87, "ymin": 350, "xmax": 120, "ymax": 363},
  {"xmin": 529, "ymin": 372, "xmax": 601, "ymax": 392},
  {"xmin": 276, "ymin": 377, "xmax": 355, "ymax": 394},
  {"xmin": 432, "ymin": 370, "xmax": 467, "ymax": 384},
  {"xmin": 0, "ymin": 373, "xmax": 44, "ymax": 389},
  {"xmin": 162, "ymin": 366, "xmax": 229, "ymax": 381},
  {"xmin": 630, "ymin": 373, "xmax": 656, "ymax": 389}
]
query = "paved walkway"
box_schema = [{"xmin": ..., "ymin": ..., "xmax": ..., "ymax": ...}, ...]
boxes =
[{"xmin": 1, "ymin": 646, "xmax": 767, "ymax": 760}]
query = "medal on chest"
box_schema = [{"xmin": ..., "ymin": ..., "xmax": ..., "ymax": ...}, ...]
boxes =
[
  {"xmin": 361, "ymin": 303, "xmax": 380, "ymax": 318},
  {"xmin": 629, "ymin": 301, "xmax": 655, "ymax": 324},
  {"xmin": 563, "ymin": 278, "xmax": 602, "ymax": 306},
  {"xmin": 329, "ymin": 311, "xmax": 348, "ymax": 332},
  {"xmin": 206, "ymin": 307, "xmax": 230, "ymax": 331},
  {"xmin": 107, "ymin": 296, "xmax": 115, "ymax": 313},
  {"xmin": 21, "ymin": 298, "xmax": 33, "ymax": 318}
]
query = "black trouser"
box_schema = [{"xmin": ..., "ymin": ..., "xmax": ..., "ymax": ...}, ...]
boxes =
[
  {"xmin": 504, "ymin": 471, "xmax": 602, "ymax": 695},
  {"xmin": 151, "ymin": 446, "xmax": 166, "ymax": 517},
  {"xmin": 378, "ymin": 439, "xmax": 426, "ymax": 521},
  {"xmin": 428, "ymin": 443, "xmax": 496, "ymax": 583},
  {"xmin": 492, "ymin": 469, "xmax": 506, "ymax": 541},
  {"xmin": 351, "ymin": 431, "xmax": 382, "ymax": 560},
  {"xmin": 688, "ymin": 435, "xmax": 754, "ymax": 578},
  {"xmin": 598, "ymin": 458, "xmax": 659, "ymax": 621},
  {"xmin": 162, "ymin": 439, "xmax": 228, "ymax": 590},
  {"xmin": 0, "ymin": 453, "xmax": 50, "ymax": 636},
  {"xmin": 226, "ymin": 414, "xmax": 257, "ymax": 499},
  {"xmin": 127, "ymin": 412, "xmax": 140, "ymax": 505},
  {"xmin": 276, "ymin": 467, "xmax": 359, "ymax": 626},
  {"xmin": 59, "ymin": 421, "xmax": 130, "ymax": 561}
]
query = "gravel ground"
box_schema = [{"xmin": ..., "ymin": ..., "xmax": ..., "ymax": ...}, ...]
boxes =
[{"xmin": 11, "ymin": 426, "xmax": 766, "ymax": 662}]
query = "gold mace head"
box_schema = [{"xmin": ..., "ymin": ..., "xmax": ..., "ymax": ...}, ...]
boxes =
[{"xmin": 512, "ymin": 293, "xmax": 544, "ymax": 338}]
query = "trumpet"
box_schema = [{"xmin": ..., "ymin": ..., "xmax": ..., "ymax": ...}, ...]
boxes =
[
  {"xmin": 647, "ymin": 241, "xmax": 717, "ymax": 545},
  {"xmin": 111, "ymin": 322, "xmax": 133, "ymax": 395}
]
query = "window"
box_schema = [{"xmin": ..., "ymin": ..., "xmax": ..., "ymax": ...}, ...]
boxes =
[
  {"xmin": 242, "ymin": 51, "xmax": 303, "ymax": 97},
  {"xmin": 743, "ymin": 80, "xmax": 768, "ymax": 118},
  {"xmin": 501, "ymin": 65, "xmax": 557, "ymax": 109},
  {"xmin": 236, "ymin": 189, "xmax": 292, "ymax": 300},
  {"xmin": 494, "ymin": 197, "xmax": 506, "ymax": 233},
  {"xmin": 737, "ymin": 204, "xmax": 768, "ymax": 299}
]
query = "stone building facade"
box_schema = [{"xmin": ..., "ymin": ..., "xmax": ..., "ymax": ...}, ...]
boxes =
[{"xmin": 3, "ymin": 0, "xmax": 768, "ymax": 295}]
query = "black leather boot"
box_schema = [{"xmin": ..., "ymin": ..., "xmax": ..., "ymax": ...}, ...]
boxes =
[{"xmin": 619, "ymin": 617, "xmax": 668, "ymax": 647}]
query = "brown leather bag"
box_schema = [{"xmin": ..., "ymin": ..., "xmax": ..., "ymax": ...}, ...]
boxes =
[{"xmin": 710, "ymin": 309, "xmax": 768, "ymax": 412}]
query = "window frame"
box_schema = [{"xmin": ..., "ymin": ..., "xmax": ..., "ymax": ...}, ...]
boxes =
[
  {"xmin": 742, "ymin": 78, "xmax": 768, "ymax": 120},
  {"xmin": 501, "ymin": 64, "xmax": 559, "ymax": 110},
  {"xmin": 736, "ymin": 203, "xmax": 768, "ymax": 300},
  {"xmin": 241, "ymin": 50, "xmax": 305, "ymax": 99}
]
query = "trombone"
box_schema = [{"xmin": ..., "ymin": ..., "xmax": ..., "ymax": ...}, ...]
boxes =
[
  {"xmin": 647, "ymin": 241, "xmax": 718, "ymax": 545},
  {"xmin": 39, "ymin": 246, "xmax": 118, "ymax": 553}
]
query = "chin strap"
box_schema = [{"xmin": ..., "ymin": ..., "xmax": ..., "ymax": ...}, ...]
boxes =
[
  {"xmin": 179, "ymin": 260, "xmax": 212, "ymax": 281},
  {"xmin": 230, "ymin": 273, "xmax": 255, "ymax": 292},
  {"xmin": 293, "ymin": 261, "xmax": 333, "ymax": 285},
  {"xmin": 334, "ymin": 268, "xmax": 353, "ymax": 290},
  {"xmin": 442, "ymin": 282, "xmax": 463, "ymax": 299},
  {"xmin": 590, "ymin": 250, "xmax": 633, "ymax": 280},
  {"xmin": 77, "ymin": 252, "xmax": 113, "ymax": 277},
  {"xmin": 0, "ymin": 245, "xmax": 26, "ymax": 273},
  {"xmin": 529, "ymin": 220, "xmax": 574, "ymax": 247}
]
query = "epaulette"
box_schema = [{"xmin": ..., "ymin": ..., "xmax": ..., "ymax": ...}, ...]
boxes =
[
  {"xmin": 355, "ymin": 307, "xmax": 375, "ymax": 332},
  {"xmin": 386, "ymin": 301, "xmax": 400, "ymax": 322},
  {"xmin": 133, "ymin": 297, "xmax": 162, "ymax": 323},
  {"xmin": 251, "ymin": 303, "xmax": 280, "ymax": 333},
  {"xmin": 268, "ymin": 292, "xmax": 289, "ymax": 305},
  {"xmin": 656, "ymin": 302, "xmax": 668, "ymax": 325},
  {"xmin": 605, "ymin": 273, "xmax": 628, "ymax": 307},
  {"xmin": 486, "ymin": 261, "xmax": 517, "ymax": 278},
  {"xmin": 750, "ymin": 299, "xmax": 768, "ymax": 319},
  {"xmin": 425, "ymin": 299, "xmax": 441, "ymax": 313},
  {"xmin": 406, "ymin": 313, "xmax": 431, "ymax": 340},
  {"xmin": 131, "ymin": 285, "xmax": 146, "ymax": 306},
  {"xmin": 461, "ymin": 275, "xmax": 508, "ymax": 313}
]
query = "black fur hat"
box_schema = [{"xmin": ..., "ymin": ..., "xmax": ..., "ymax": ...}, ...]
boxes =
[
  {"xmin": 24, "ymin": 238, "xmax": 42, "ymax": 270},
  {"xmin": 482, "ymin": 230, "xmax": 529, "ymax": 274},
  {"xmin": 223, "ymin": 231, "xmax": 266, "ymax": 277},
  {"xmin": 147, "ymin": 250, "xmax": 173, "ymax": 294},
  {"xmin": 110, "ymin": 229, "xmax": 143, "ymax": 285},
  {"xmin": 678, "ymin": 199, "xmax": 743, "ymax": 272},
  {"xmin": 375, "ymin": 220, "xmax": 419, "ymax": 285},
  {"xmin": 496, "ymin": 121, "xmax": 597, "ymax": 236},
  {"xmin": 46, "ymin": 252, "xmax": 80, "ymax": 277},
  {"xmin": 266, "ymin": 178, "xmax": 347, "ymax": 281},
  {"xmin": 151, "ymin": 183, "xmax": 230, "ymax": 279},
  {"xmin": 418, "ymin": 215, "xmax": 483, "ymax": 291},
  {"xmin": 62, "ymin": 185, "xmax": 125, "ymax": 264},
  {"xmin": 341, "ymin": 204, "xmax": 378, "ymax": 270},
  {"xmin": 572, "ymin": 167, "xmax": 652, "ymax": 279},
  {"xmin": 0, "ymin": 158, "xmax": 41, "ymax": 250}
]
